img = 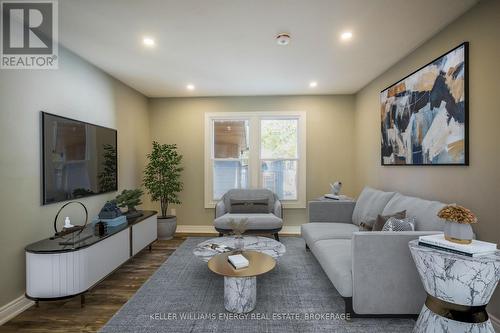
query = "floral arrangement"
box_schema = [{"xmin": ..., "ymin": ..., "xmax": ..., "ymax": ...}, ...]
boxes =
[
  {"xmin": 228, "ymin": 218, "xmax": 249, "ymax": 236},
  {"xmin": 437, "ymin": 204, "xmax": 477, "ymax": 224}
]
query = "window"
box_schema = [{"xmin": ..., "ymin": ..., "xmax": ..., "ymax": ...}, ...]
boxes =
[
  {"xmin": 205, "ymin": 112, "xmax": 306, "ymax": 208},
  {"xmin": 213, "ymin": 120, "xmax": 249, "ymax": 199},
  {"xmin": 261, "ymin": 119, "xmax": 298, "ymax": 200}
]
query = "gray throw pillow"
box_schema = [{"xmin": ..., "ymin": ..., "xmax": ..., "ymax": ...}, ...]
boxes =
[
  {"xmin": 382, "ymin": 217, "xmax": 416, "ymax": 231},
  {"xmin": 372, "ymin": 210, "xmax": 406, "ymax": 231},
  {"xmin": 229, "ymin": 198, "xmax": 269, "ymax": 214},
  {"xmin": 359, "ymin": 218, "xmax": 376, "ymax": 231}
]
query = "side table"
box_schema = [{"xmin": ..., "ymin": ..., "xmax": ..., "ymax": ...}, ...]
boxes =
[
  {"xmin": 308, "ymin": 196, "xmax": 355, "ymax": 224},
  {"xmin": 409, "ymin": 240, "xmax": 500, "ymax": 333}
]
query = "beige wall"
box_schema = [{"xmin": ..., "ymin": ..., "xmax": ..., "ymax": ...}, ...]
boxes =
[
  {"xmin": 148, "ymin": 95, "xmax": 355, "ymax": 227},
  {"xmin": 0, "ymin": 47, "xmax": 150, "ymax": 307},
  {"xmin": 353, "ymin": 0, "xmax": 500, "ymax": 318}
]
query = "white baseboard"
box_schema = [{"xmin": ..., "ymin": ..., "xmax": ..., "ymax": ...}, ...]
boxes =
[
  {"xmin": 0, "ymin": 295, "xmax": 33, "ymax": 326},
  {"xmin": 281, "ymin": 226, "xmax": 301, "ymax": 235},
  {"xmin": 490, "ymin": 313, "xmax": 500, "ymax": 332},
  {"xmin": 176, "ymin": 225, "xmax": 217, "ymax": 234},
  {"xmin": 175, "ymin": 225, "xmax": 301, "ymax": 235}
]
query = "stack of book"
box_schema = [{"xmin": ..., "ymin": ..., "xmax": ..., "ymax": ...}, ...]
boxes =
[
  {"xmin": 92, "ymin": 215, "xmax": 127, "ymax": 227},
  {"xmin": 228, "ymin": 254, "xmax": 249, "ymax": 269},
  {"xmin": 419, "ymin": 234, "xmax": 497, "ymax": 257},
  {"xmin": 323, "ymin": 194, "xmax": 353, "ymax": 201}
]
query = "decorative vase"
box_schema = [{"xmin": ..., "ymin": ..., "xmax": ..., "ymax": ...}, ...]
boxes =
[
  {"xmin": 443, "ymin": 220, "xmax": 473, "ymax": 244},
  {"xmin": 234, "ymin": 235, "xmax": 245, "ymax": 251},
  {"xmin": 157, "ymin": 216, "xmax": 177, "ymax": 240}
]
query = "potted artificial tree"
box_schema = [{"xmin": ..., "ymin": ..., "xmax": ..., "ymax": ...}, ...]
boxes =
[{"xmin": 143, "ymin": 142, "xmax": 183, "ymax": 240}]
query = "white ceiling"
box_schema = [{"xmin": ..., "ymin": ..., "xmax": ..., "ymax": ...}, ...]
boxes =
[{"xmin": 59, "ymin": 0, "xmax": 477, "ymax": 98}]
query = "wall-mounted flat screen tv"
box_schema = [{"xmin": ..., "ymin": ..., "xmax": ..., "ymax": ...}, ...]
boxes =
[{"xmin": 41, "ymin": 112, "xmax": 118, "ymax": 205}]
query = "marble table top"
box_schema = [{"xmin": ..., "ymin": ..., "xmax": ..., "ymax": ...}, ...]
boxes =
[
  {"xmin": 409, "ymin": 240, "xmax": 500, "ymax": 306},
  {"xmin": 193, "ymin": 236, "xmax": 286, "ymax": 262},
  {"xmin": 409, "ymin": 240, "xmax": 500, "ymax": 263}
]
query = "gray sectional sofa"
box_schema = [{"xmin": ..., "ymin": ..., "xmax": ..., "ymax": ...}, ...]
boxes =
[{"xmin": 301, "ymin": 187, "xmax": 446, "ymax": 317}]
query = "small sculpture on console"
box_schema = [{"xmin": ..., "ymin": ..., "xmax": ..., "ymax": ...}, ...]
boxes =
[
  {"xmin": 330, "ymin": 181, "xmax": 342, "ymax": 196},
  {"xmin": 98, "ymin": 201, "xmax": 122, "ymax": 220}
]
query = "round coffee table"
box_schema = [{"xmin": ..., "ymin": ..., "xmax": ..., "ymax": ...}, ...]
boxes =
[
  {"xmin": 193, "ymin": 235, "xmax": 286, "ymax": 262},
  {"xmin": 208, "ymin": 250, "xmax": 276, "ymax": 313}
]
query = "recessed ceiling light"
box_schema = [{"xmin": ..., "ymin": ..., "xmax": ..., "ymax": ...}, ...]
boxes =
[
  {"xmin": 186, "ymin": 84, "xmax": 195, "ymax": 91},
  {"xmin": 309, "ymin": 81, "xmax": 318, "ymax": 88},
  {"xmin": 276, "ymin": 33, "xmax": 291, "ymax": 46},
  {"xmin": 143, "ymin": 37, "xmax": 155, "ymax": 47},
  {"xmin": 340, "ymin": 31, "xmax": 353, "ymax": 41}
]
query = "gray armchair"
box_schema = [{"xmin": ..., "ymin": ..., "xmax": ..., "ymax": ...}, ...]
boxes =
[{"xmin": 214, "ymin": 189, "xmax": 283, "ymax": 241}]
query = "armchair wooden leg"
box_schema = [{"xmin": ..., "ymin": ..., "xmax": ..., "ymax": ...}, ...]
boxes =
[
  {"xmin": 218, "ymin": 232, "xmax": 223, "ymax": 237},
  {"xmin": 274, "ymin": 233, "xmax": 280, "ymax": 242}
]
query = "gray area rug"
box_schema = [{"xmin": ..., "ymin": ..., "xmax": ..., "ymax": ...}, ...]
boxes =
[{"xmin": 100, "ymin": 237, "xmax": 415, "ymax": 333}]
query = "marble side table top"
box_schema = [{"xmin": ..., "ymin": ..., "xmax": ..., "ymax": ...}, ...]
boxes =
[
  {"xmin": 409, "ymin": 240, "xmax": 500, "ymax": 306},
  {"xmin": 193, "ymin": 236, "xmax": 286, "ymax": 262}
]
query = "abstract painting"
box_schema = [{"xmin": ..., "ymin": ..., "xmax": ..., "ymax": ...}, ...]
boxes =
[{"xmin": 381, "ymin": 42, "xmax": 468, "ymax": 165}]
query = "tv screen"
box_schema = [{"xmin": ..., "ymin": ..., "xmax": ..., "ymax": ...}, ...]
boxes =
[{"xmin": 41, "ymin": 112, "xmax": 117, "ymax": 205}]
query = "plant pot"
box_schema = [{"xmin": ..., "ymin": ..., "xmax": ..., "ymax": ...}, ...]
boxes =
[
  {"xmin": 157, "ymin": 215, "xmax": 177, "ymax": 240},
  {"xmin": 444, "ymin": 221, "xmax": 473, "ymax": 244}
]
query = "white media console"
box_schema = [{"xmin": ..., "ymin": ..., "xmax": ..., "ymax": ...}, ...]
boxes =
[{"xmin": 25, "ymin": 211, "xmax": 157, "ymax": 303}]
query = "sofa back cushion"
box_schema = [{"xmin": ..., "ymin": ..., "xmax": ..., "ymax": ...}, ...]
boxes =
[
  {"xmin": 382, "ymin": 193, "xmax": 446, "ymax": 231},
  {"xmin": 352, "ymin": 187, "xmax": 396, "ymax": 226},
  {"xmin": 223, "ymin": 188, "xmax": 275, "ymax": 214}
]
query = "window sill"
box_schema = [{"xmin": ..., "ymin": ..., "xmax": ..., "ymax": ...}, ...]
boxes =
[{"xmin": 205, "ymin": 201, "xmax": 306, "ymax": 209}]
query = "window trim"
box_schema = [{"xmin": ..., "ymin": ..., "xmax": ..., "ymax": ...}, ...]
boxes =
[{"xmin": 204, "ymin": 111, "xmax": 306, "ymax": 209}]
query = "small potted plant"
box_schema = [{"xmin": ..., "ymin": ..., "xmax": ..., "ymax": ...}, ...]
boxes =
[
  {"xmin": 115, "ymin": 189, "xmax": 144, "ymax": 219},
  {"xmin": 437, "ymin": 204, "xmax": 477, "ymax": 244},
  {"xmin": 143, "ymin": 142, "xmax": 183, "ymax": 240}
]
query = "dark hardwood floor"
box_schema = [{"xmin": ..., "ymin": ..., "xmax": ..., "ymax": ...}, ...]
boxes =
[{"xmin": 0, "ymin": 236, "xmax": 189, "ymax": 333}]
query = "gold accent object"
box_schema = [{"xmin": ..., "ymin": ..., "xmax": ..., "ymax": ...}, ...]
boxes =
[
  {"xmin": 425, "ymin": 294, "xmax": 488, "ymax": 323},
  {"xmin": 208, "ymin": 250, "xmax": 276, "ymax": 278},
  {"xmin": 444, "ymin": 235, "xmax": 472, "ymax": 245}
]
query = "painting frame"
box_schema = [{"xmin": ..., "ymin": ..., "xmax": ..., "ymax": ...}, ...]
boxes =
[{"xmin": 380, "ymin": 42, "xmax": 469, "ymax": 166}]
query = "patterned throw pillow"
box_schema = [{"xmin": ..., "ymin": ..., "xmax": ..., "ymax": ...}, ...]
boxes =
[
  {"xmin": 372, "ymin": 210, "xmax": 406, "ymax": 231},
  {"xmin": 382, "ymin": 217, "xmax": 416, "ymax": 231}
]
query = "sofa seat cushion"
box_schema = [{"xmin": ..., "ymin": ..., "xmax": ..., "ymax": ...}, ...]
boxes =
[
  {"xmin": 311, "ymin": 239, "xmax": 353, "ymax": 297},
  {"xmin": 352, "ymin": 187, "xmax": 396, "ymax": 226},
  {"xmin": 214, "ymin": 213, "xmax": 283, "ymax": 230},
  {"xmin": 382, "ymin": 193, "xmax": 446, "ymax": 231},
  {"xmin": 301, "ymin": 223, "xmax": 359, "ymax": 245}
]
